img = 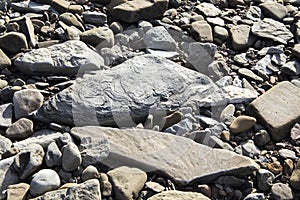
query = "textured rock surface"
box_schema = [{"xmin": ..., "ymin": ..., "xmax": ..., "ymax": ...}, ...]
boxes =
[
  {"xmin": 6, "ymin": 183, "xmax": 30, "ymax": 200},
  {"xmin": 71, "ymin": 126, "xmax": 259, "ymax": 185},
  {"xmin": 246, "ymin": 81, "xmax": 300, "ymax": 141},
  {"xmin": 0, "ymin": 156, "xmax": 20, "ymax": 191},
  {"xmin": 0, "ymin": 103, "xmax": 13, "ymax": 127},
  {"xmin": 5, "ymin": 118, "xmax": 34, "ymax": 140},
  {"xmin": 14, "ymin": 40, "xmax": 104, "ymax": 75},
  {"xmin": 148, "ymin": 190, "xmax": 210, "ymax": 200},
  {"xmin": 0, "ymin": 32, "xmax": 28, "ymax": 54},
  {"xmin": 33, "ymin": 55, "xmax": 217, "ymax": 126},
  {"xmin": 0, "ymin": 49, "xmax": 11, "ymax": 69}
]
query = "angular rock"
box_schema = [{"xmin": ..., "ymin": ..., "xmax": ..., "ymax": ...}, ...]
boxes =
[
  {"xmin": 281, "ymin": 60, "xmax": 300, "ymax": 76},
  {"xmin": 0, "ymin": 49, "xmax": 11, "ymax": 69},
  {"xmin": 246, "ymin": 81, "xmax": 300, "ymax": 141},
  {"xmin": 190, "ymin": 21, "xmax": 213, "ymax": 42},
  {"xmin": 0, "ymin": 156, "xmax": 20, "ymax": 192},
  {"xmin": 149, "ymin": 190, "xmax": 210, "ymax": 200},
  {"xmin": 0, "ymin": 32, "xmax": 28, "ymax": 54},
  {"xmin": 11, "ymin": 0, "xmax": 51, "ymax": 13},
  {"xmin": 252, "ymin": 18, "xmax": 293, "ymax": 44},
  {"xmin": 244, "ymin": 193, "xmax": 265, "ymax": 200},
  {"xmin": 14, "ymin": 40, "xmax": 104, "ymax": 76},
  {"xmin": 230, "ymin": 115, "xmax": 256, "ymax": 134},
  {"xmin": 290, "ymin": 160, "xmax": 300, "ymax": 190},
  {"xmin": 260, "ymin": 2, "xmax": 287, "ymax": 21},
  {"xmin": 33, "ymin": 55, "xmax": 218, "ymax": 126},
  {"xmin": 238, "ymin": 68, "xmax": 264, "ymax": 83},
  {"xmin": 271, "ymin": 183, "xmax": 293, "ymax": 200},
  {"xmin": 45, "ymin": 142, "xmax": 62, "ymax": 167},
  {"xmin": 59, "ymin": 12, "xmax": 84, "ymax": 32},
  {"xmin": 82, "ymin": 166, "xmax": 99, "ymax": 182},
  {"xmin": 246, "ymin": 6, "xmax": 262, "ymax": 21},
  {"xmin": 82, "ymin": 11, "xmax": 107, "ymax": 26},
  {"xmin": 71, "ymin": 126, "xmax": 259, "ymax": 185},
  {"xmin": 51, "ymin": 0, "xmax": 70, "ymax": 13},
  {"xmin": 5, "ymin": 118, "xmax": 34, "ymax": 140},
  {"xmin": 0, "ymin": 135, "xmax": 12, "ymax": 154},
  {"xmin": 196, "ymin": 3, "xmax": 221, "ymax": 17},
  {"xmin": 30, "ymin": 169, "xmax": 61, "ymax": 197},
  {"xmin": 107, "ymin": 166, "xmax": 147, "ymax": 200},
  {"xmin": 6, "ymin": 183, "xmax": 30, "ymax": 200},
  {"xmin": 13, "ymin": 89, "xmax": 44, "ymax": 119},
  {"xmin": 80, "ymin": 27, "xmax": 114, "ymax": 48},
  {"xmin": 144, "ymin": 26, "xmax": 177, "ymax": 51},
  {"xmin": 62, "ymin": 142, "xmax": 82, "ymax": 171},
  {"xmin": 230, "ymin": 25, "xmax": 252, "ymax": 51},
  {"xmin": 256, "ymin": 169, "xmax": 275, "ymax": 191},
  {"xmin": 21, "ymin": 17, "xmax": 37, "ymax": 48},
  {"xmin": 108, "ymin": 0, "xmax": 169, "ymax": 23}
]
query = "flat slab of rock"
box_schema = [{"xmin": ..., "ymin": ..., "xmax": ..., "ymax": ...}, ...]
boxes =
[
  {"xmin": 251, "ymin": 18, "xmax": 293, "ymax": 44},
  {"xmin": 70, "ymin": 126, "xmax": 259, "ymax": 185},
  {"xmin": 246, "ymin": 81, "xmax": 300, "ymax": 141},
  {"xmin": 33, "ymin": 55, "xmax": 217, "ymax": 126},
  {"xmin": 14, "ymin": 40, "xmax": 104, "ymax": 75},
  {"xmin": 0, "ymin": 103, "xmax": 13, "ymax": 127},
  {"xmin": 148, "ymin": 190, "xmax": 210, "ymax": 200}
]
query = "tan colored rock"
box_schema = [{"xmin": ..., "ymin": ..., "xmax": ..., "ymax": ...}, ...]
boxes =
[
  {"xmin": 230, "ymin": 25, "xmax": 253, "ymax": 51},
  {"xmin": 80, "ymin": 27, "xmax": 114, "ymax": 48},
  {"xmin": 6, "ymin": 183, "xmax": 30, "ymax": 200},
  {"xmin": 290, "ymin": 160, "xmax": 300, "ymax": 190},
  {"xmin": 230, "ymin": 115, "xmax": 256, "ymax": 134},
  {"xmin": 190, "ymin": 21, "xmax": 213, "ymax": 42},
  {"xmin": 51, "ymin": 0, "xmax": 70, "ymax": 13},
  {"xmin": 148, "ymin": 190, "xmax": 210, "ymax": 200},
  {"xmin": 0, "ymin": 49, "xmax": 11, "ymax": 69}
]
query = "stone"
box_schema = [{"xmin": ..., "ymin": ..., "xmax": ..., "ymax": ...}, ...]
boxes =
[
  {"xmin": 292, "ymin": 44, "xmax": 300, "ymax": 59},
  {"xmin": 161, "ymin": 111, "xmax": 184, "ymax": 130},
  {"xmin": 11, "ymin": 0, "xmax": 51, "ymax": 13},
  {"xmin": 82, "ymin": 166, "xmax": 99, "ymax": 182},
  {"xmin": 279, "ymin": 149, "xmax": 297, "ymax": 159},
  {"xmin": 0, "ymin": 135, "xmax": 12, "ymax": 154},
  {"xmin": 281, "ymin": 60, "xmax": 300, "ymax": 76},
  {"xmin": 271, "ymin": 183, "xmax": 293, "ymax": 200},
  {"xmin": 246, "ymin": 6, "xmax": 262, "ymax": 21},
  {"xmin": 0, "ymin": 49, "xmax": 11, "ymax": 69},
  {"xmin": 164, "ymin": 118, "xmax": 194, "ymax": 136},
  {"xmin": 14, "ymin": 40, "xmax": 104, "ymax": 76},
  {"xmin": 148, "ymin": 190, "xmax": 210, "ymax": 200},
  {"xmin": 238, "ymin": 68, "xmax": 264, "ymax": 83},
  {"xmin": 5, "ymin": 118, "xmax": 34, "ymax": 140},
  {"xmin": 99, "ymin": 173, "xmax": 112, "ymax": 197},
  {"xmin": 251, "ymin": 54, "xmax": 272, "ymax": 80},
  {"xmin": 33, "ymin": 55, "xmax": 218, "ymax": 126},
  {"xmin": 256, "ymin": 169, "xmax": 275, "ymax": 191},
  {"xmin": 51, "ymin": 0, "xmax": 70, "ymax": 13},
  {"xmin": 291, "ymin": 123, "xmax": 300, "ymax": 140},
  {"xmin": 254, "ymin": 130, "xmax": 270, "ymax": 147},
  {"xmin": 83, "ymin": 12, "xmax": 107, "ymax": 26},
  {"xmin": 290, "ymin": 160, "xmax": 300, "ymax": 190},
  {"xmin": 0, "ymin": 79, "xmax": 8, "ymax": 88},
  {"xmin": 190, "ymin": 21, "xmax": 213, "ymax": 42},
  {"xmin": 252, "ymin": 18, "xmax": 293, "ymax": 44},
  {"xmin": 196, "ymin": 3, "xmax": 221, "ymax": 17},
  {"xmin": 145, "ymin": 181, "xmax": 165, "ymax": 193},
  {"xmin": 230, "ymin": 115, "xmax": 256, "ymax": 134},
  {"xmin": 108, "ymin": 166, "xmax": 147, "ymax": 200},
  {"xmin": 236, "ymin": 140, "xmax": 260, "ymax": 158},
  {"xmin": 260, "ymin": 2, "xmax": 287, "ymax": 21},
  {"xmin": 45, "ymin": 142, "xmax": 62, "ymax": 167},
  {"xmin": 0, "ymin": 32, "xmax": 28, "ymax": 54},
  {"xmin": 214, "ymin": 176, "xmax": 246, "ymax": 188},
  {"xmin": 214, "ymin": 26, "xmax": 228, "ymax": 42},
  {"xmin": 30, "ymin": 169, "xmax": 61, "ymax": 197},
  {"xmin": 59, "ymin": 12, "xmax": 84, "ymax": 31},
  {"xmin": 71, "ymin": 126, "xmax": 259, "ymax": 185},
  {"xmin": 80, "ymin": 27, "xmax": 114, "ymax": 48},
  {"xmin": 21, "ymin": 17, "xmax": 37, "ymax": 48},
  {"xmin": 14, "ymin": 144, "xmax": 44, "ymax": 180},
  {"xmin": 246, "ymin": 81, "xmax": 300, "ymax": 141},
  {"xmin": 244, "ymin": 193, "xmax": 265, "ymax": 200},
  {"xmin": 62, "ymin": 142, "xmax": 82, "ymax": 171},
  {"xmin": 6, "ymin": 183, "xmax": 30, "ymax": 200},
  {"xmin": 0, "ymin": 156, "xmax": 20, "ymax": 192},
  {"xmin": 230, "ymin": 25, "xmax": 252, "ymax": 51},
  {"xmin": 144, "ymin": 26, "xmax": 177, "ymax": 51},
  {"xmin": 13, "ymin": 89, "xmax": 44, "ymax": 119},
  {"xmin": 65, "ymin": 179, "xmax": 101, "ymax": 200},
  {"xmin": 108, "ymin": 0, "xmax": 169, "ymax": 23}
]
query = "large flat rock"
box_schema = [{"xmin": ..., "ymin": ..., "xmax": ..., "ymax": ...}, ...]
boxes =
[
  {"xmin": 70, "ymin": 126, "xmax": 259, "ymax": 185},
  {"xmin": 32, "ymin": 55, "xmax": 218, "ymax": 126},
  {"xmin": 14, "ymin": 40, "xmax": 104, "ymax": 76},
  {"xmin": 246, "ymin": 81, "xmax": 300, "ymax": 141}
]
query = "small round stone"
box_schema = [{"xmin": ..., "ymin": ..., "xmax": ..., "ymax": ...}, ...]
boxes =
[
  {"xmin": 82, "ymin": 165, "xmax": 99, "ymax": 182},
  {"xmin": 230, "ymin": 115, "xmax": 256, "ymax": 134},
  {"xmin": 62, "ymin": 142, "xmax": 82, "ymax": 172},
  {"xmin": 254, "ymin": 130, "xmax": 270, "ymax": 147}
]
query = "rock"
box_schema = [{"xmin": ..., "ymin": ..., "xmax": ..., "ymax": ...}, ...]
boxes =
[
  {"xmin": 82, "ymin": 166, "xmax": 99, "ymax": 182},
  {"xmin": 33, "ymin": 55, "xmax": 218, "ymax": 126},
  {"xmin": 256, "ymin": 169, "xmax": 275, "ymax": 191},
  {"xmin": 246, "ymin": 6, "xmax": 262, "ymax": 21},
  {"xmin": 161, "ymin": 111, "xmax": 184, "ymax": 130},
  {"xmin": 83, "ymin": 11, "xmax": 107, "ymax": 26},
  {"xmin": 148, "ymin": 190, "xmax": 210, "ymax": 200},
  {"xmin": 251, "ymin": 18, "xmax": 293, "ymax": 44},
  {"xmin": 281, "ymin": 60, "xmax": 300, "ymax": 76},
  {"xmin": 80, "ymin": 27, "xmax": 114, "ymax": 48},
  {"xmin": 214, "ymin": 176, "xmax": 246, "ymax": 188},
  {"xmin": 271, "ymin": 183, "xmax": 293, "ymax": 200},
  {"xmin": 219, "ymin": 104, "xmax": 235, "ymax": 124},
  {"xmin": 230, "ymin": 115, "xmax": 256, "ymax": 134},
  {"xmin": 0, "ymin": 156, "xmax": 20, "ymax": 191},
  {"xmin": 71, "ymin": 126, "xmax": 259, "ymax": 185},
  {"xmin": 230, "ymin": 25, "xmax": 253, "ymax": 51},
  {"xmin": 279, "ymin": 149, "xmax": 297, "ymax": 159},
  {"xmin": 62, "ymin": 142, "xmax": 82, "ymax": 171},
  {"xmin": 144, "ymin": 26, "xmax": 177, "ymax": 51},
  {"xmin": 244, "ymin": 193, "xmax": 265, "ymax": 200},
  {"xmin": 65, "ymin": 179, "xmax": 101, "ymax": 200},
  {"xmin": 292, "ymin": 44, "xmax": 300, "ymax": 60},
  {"xmin": 14, "ymin": 144, "xmax": 44, "ymax": 180},
  {"xmin": 51, "ymin": 0, "xmax": 70, "ymax": 13},
  {"xmin": 214, "ymin": 26, "xmax": 228, "ymax": 43},
  {"xmin": 0, "ymin": 135, "xmax": 12, "ymax": 154},
  {"xmin": 251, "ymin": 54, "xmax": 272, "ymax": 80},
  {"xmin": 246, "ymin": 81, "xmax": 300, "ymax": 141},
  {"xmin": 11, "ymin": 0, "xmax": 51, "ymax": 13},
  {"xmin": 236, "ymin": 140, "xmax": 260, "ymax": 158},
  {"xmin": 99, "ymin": 173, "xmax": 112, "ymax": 197},
  {"xmin": 0, "ymin": 32, "xmax": 28, "ymax": 54},
  {"xmin": 145, "ymin": 181, "xmax": 165, "ymax": 193},
  {"xmin": 238, "ymin": 68, "xmax": 264, "ymax": 83},
  {"xmin": 0, "ymin": 49, "xmax": 11, "ymax": 69},
  {"xmin": 290, "ymin": 160, "xmax": 300, "ymax": 190},
  {"xmin": 5, "ymin": 118, "xmax": 34, "ymax": 140},
  {"xmin": 6, "ymin": 183, "xmax": 30, "ymax": 200},
  {"xmin": 108, "ymin": 166, "xmax": 147, "ymax": 200},
  {"xmin": 21, "ymin": 16, "xmax": 37, "ymax": 48},
  {"xmin": 254, "ymin": 130, "xmax": 270, "ymax": 147},
  {"xmin": 190, "ymin": 21, "xmax": 213, "ymax": 42},
  {"xmin": 260, "ymin": 2, "xmax": 287, "ymax": 21},
  {"xmin": 14, "ymin": 40, "xmax": 104, "ymax": 75},
  {"xmin": 196, "ymin": 3, "xmax": 221, "ymax": 17},
  {"xmin": 108, "ymin": 0, "xmax": 169, "ymax": 23},
  {"xmin": 291, "ymin": 123, "xmax": 300, "ymax": 140},
  {"xmin": 13, "ymin": 89, "xmax": 44, "ymax": 119},
  {"xmin": 13, "ymin": 129, "xmax": 62, "ymax": 149},
  {"xmin": 45, "ymin": 142, "xmax": 62, "ymax": 167},
  {"xmin": 59, "ymin": 12, "xmax": 84, "ymax": 31},
  {"xmin": 30, "ymin": 169, "xmax": 61, "ymax": 197}
]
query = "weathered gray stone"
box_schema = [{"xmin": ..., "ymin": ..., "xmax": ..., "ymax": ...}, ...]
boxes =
[
  {"xmin": 59, "ymin": 12, "xmax": 84, "ymax": 32},
  {"xmin": 281, "ymin": 60, "xmax": 300, "ymax": 76},
  {"xmin": 246, "ymin": 81, "xmax": 300, "ymax": 141},
  {"xmin": 238, "ymin": 68, "xmax": 264, "ymax": 83},
  {"xmin": 82, "ymin": 11, "xmax": 107, "ymax": 26},
  {"xmin": 108, "ymin": 0, "xmax": 169, "ymax": 23},
  {"xmin": 260, "ymin": 2, "xmax": 287, "ymax": 21},
  {"xmin": 5, "ymin": 118, "xmax": 34, "ymax": 140},
  {"xmin": 45, "ymin": 142, "xmax": 62, "ymax": 167},
  {"xmin": 14, "ymin": 40, "xmax": 104, "ymax": 75},
  {"xmin": 252, "ymin": 18, "xmax": 293, "ymax": 44},
  {"xmin": 62, "ymin": 142, "xmax": 82, "ymax": 171},
  {"xmin": 290, "ymin": 160, "xmax": 300, "ymax": 190},
  {"xmin": 80, "ymin": 27, "xmax": 114, "ymax": 48},
  {"xmin": 271, "ymin": 183, "xmax": 294, "ymax": 200},
  {"xmin": 0, "ymin": 156, "xmax": 20, "ymax": 192},
  {"xmin": 0, "ymin": 135, "xmax": 12, "ymax": 154},
  {"xmin": 190, "ymin": 21, "xmax": 213, "ymax": 42},
  {"xmin": 148, "ymin": 190, "xmax": 210, "ymax": 200},
  {"xmin": 11, "ymin": 0, "xmax": 51, "ymax": 13},
  {"xmin": 144, "ymin": 26, "xmax": 177, "ymax": 51},
  {"xmin": 244, "ymin": 193, "xmax": 265, "ymax": 200},
  {"xmin": 71, "ymin": 126, "xmax": 259, "ymax": 185},
  {"xmin": 6, "ymin": 183, "xmax": 30, "ymax": 200},
  {"xmin": 0, "ymin": 32, "xmax": 28, "ymax": 54},
  {"xmin": 107, "ymin": 166, "xmax": 147, "ymax": 200},
  {"xmin": 0, "ymin": 49, "xmax": 11, "ymax": 69},
  {"xmin": 230, "ymin": 25, "xmax": 253, "ymax": 51},
  {"xmin": 246, "ymin": 6, "xmax": 262, "ymax": 21},
  {"xmin": 82, "ymin": 166, "xmax": 99, "ymax": 182},
  {"xmin": 256, "ymin": 169, "xmax": 275, "ymax": 191},
  {"xmin": 21, "ymin": 16, "xmax": 37, "ymax": 48},
  {"xmin": 196, "ymin": 2, "xmax": 221, "ymax": 17},
  {"xmin": 33, "ymin": 55, "xmax": 218, "ymax": 126}
]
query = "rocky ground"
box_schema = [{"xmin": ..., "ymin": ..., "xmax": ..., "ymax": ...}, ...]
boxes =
[{"xmin": 0, "ymin": 0, "xmax": 300, "ymax": 199}]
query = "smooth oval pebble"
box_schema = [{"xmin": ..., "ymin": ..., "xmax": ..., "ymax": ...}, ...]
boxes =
[
  {"xmin": 230, "ymin": 115, "xmax": 256, "ymax": 134},
  {"xmin": 62, "ymin": 142, "xmax": 82, "ymax": 171},
  {"xmin": 82, "ymin": 165, "xmax": 99, "ymax": 182}
]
